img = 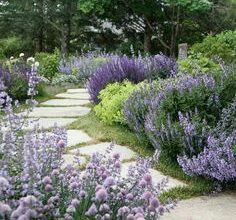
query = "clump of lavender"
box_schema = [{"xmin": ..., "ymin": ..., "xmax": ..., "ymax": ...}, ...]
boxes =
[
  {"xmin": 178, "ymin": 99, "xmax": 236, "ymax": 182},
  {"xmin": 0, "ymin": 56, "xmax": 41, "ymax": 102},
  {"xmin": 87, "ymin": 54, "xmax": 177, "ymax": 103},
  {"xmin": 0, "ymin": 65, "xmax": 175, "ymax": 219},
  {"xmin": 59, "ymin": 51, "xmax": 111, "ymax": 83},
  {"xmin": 150, "ymin": 54, "xmax": 177, "ymax": 80},
  {"xmin": 124, "ymin": 74, "xmax": 216, "ymax": 144},
  {"xmin": 123, "ymin": 81, "xmax": 163, "ymax": 140}
]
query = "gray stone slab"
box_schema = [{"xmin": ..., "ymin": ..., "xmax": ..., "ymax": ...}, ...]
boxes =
[
  {"xmin": 27, "ymin": 106, "xmax": 90, "ymax": 118},
  {"xmin": 121, "ymin": 162, "xmax": 187, "ymax": 190},
  {"xmin": 67, "ymin": 89, "xmax": 88, "ymax": 94},
  {"xmin": 70, "ymin": 142, "xmax": 136, "ymax": 161},
  {"xmin": 55, "ymin": 93, "xmax": 90, "ymax": 100},
  {"xmin": 24, "ymin": 118, "xmax": 77, "ymax": 130},
  {"xmin": 40, "ymin": 99, "xmax": 90, "ymax": 106},
  {"xmin": 162, "ymin": 192, "xmax": 236, "ymax": 220},
  {"xmin": 67, "ymin": 130, "xmax": 92, "ymax": 147},
  {"xmin": 62, "ymin": 154, "xmax": 86, "ymax": 169}
]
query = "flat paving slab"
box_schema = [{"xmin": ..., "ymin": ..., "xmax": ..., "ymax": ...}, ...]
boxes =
[
  {"xmin": 27, "ymin": 106, "xmax": 90, "ymax": 118},
  {"xmin": 24, "ymin": 118, "xmax": 78, "ymax": 130},
  {"xmin": 55, "ymin": 93, "xmax": 90, "ymax": 100},
  {"xmin": 121, "ymin": 162, "xmax": 187, "ymax": 190},
  {"xmin": 67, "ymin": 88, "xmax": 88, "ymax": 94},
  {"xmin": 67, "ymin": 130, "xmax": 92, "ymax": 147},
  {"xmin": 70, "ymin": 142, "xmax": 136, "ymax": 161},
  {"xmin": 162, "ymin": 192, "xmax": 236, "ymax": 220},
  {"xmin": 40, "ymin": 99, "xmax": 90, "ymax": 106}
]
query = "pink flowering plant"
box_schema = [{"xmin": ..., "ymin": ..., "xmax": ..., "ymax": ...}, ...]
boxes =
[{"xmin": 0, "ymin": 63, "xmax": 175, "ymax": 219}]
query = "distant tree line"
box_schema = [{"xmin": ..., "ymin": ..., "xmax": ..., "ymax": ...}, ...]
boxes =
[{"xmin": 0, "ymin": 0, "xmax": 235, "ymax": 57}]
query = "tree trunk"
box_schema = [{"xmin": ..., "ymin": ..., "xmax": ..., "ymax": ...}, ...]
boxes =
[
  {"xmin": 37, "ymin": 0, "xmax": 44, "ymax": 52},
  {"xmin": 61, "ymin": 24, "xmax": 68, "ymax": 59},
  {"xmin": 65, "ymin": 0, "xmax": 72, "ymax": 54},
  {"xmin": 144, "ymin": 19, "xmax": 152, "ymax": 53}
]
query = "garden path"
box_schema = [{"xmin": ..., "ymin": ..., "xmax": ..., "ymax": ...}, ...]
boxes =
[{"xmin": 27, "ymin": 88, "xmax": 236, "ymax": 220}]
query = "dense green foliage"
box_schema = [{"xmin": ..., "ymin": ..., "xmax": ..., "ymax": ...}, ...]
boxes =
[
  {"xmin": 35, "ymin": 50, "xmax": 60, "ymax": 81},
  {"xmin": 0, "ymin": 37, "xmax": 25, "ymax": 59},
  {"xmin": 94, "ymin": 82, "xmax": 137, "ymax": 125},
  {"xmin": 0, "ymin": 0, "xmax": 235, "ymax": 56},
  {"xmin": 178, "ymin": 54, "xmax": 220, "ymax": 75},
  {"xmin": 191, "ymin": 30, "xmax": 236, "ymax": 63}
]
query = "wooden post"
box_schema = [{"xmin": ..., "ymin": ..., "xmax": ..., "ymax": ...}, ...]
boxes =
[{"xmin": 178, "ymin": 43, "xmax": 188, "ymax": 60}]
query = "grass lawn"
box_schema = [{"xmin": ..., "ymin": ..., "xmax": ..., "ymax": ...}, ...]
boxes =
[{"xmin": 69, "ymin": 109, "xmax": 236, "ymax": 202}]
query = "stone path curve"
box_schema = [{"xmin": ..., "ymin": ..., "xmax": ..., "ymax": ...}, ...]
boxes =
[{"xmin": 27, "ymin": 88, "xmax": 236, "ymax": 220}]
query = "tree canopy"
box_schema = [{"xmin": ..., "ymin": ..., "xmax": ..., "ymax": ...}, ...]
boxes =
[{"xmin": 0, "ymin": 0, "xmax": 235, "ymax": 57}]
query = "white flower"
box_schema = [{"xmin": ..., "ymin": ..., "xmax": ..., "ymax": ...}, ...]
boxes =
[
  {"xmin": 27, "ymin": 57, "xmax": 35, "ymax": 63},
  {"xmin": 34, "ymin": 61, "xmax": 39, "ymax": 67},
  {"xmin": 10, "ymin": 56, "xmax": 14, "ymax": 60},
  {"xmin": 19, "ymin": 53, "xmax": 24, "ymax": 57}
]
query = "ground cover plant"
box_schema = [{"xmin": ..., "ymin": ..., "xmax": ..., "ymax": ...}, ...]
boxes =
[{"xmin": 0, "ymin": 59, "xmax": 175, "ymax": 219}]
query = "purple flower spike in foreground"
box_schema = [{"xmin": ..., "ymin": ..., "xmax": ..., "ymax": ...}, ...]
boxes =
[{"xmin": 0, "ymin": 70, "xmax": 175, "ymax": 218}]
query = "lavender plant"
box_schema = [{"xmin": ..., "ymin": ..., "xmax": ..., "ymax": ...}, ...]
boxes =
[
  {"xmin": 87, "ymin": 55, "xmax": 177, "ymax": 103},
  {"xmin": 59, "ymin": 51, "xmax": 110, "ymax": 83},
  {"xmin": 177, "ymin": 99, "xmax": 236, "ymax": 182},
  {"xmin": 144, "ymin": 74, "xmax": 218, "ymax": 159},
  {"xmin": 123, "ymin": 81, "xmax": 163, "ymax": 140},
  {"xmin": 0, "ymin": 62, "xmax": 175, "ymax": 219},
  {"xmin": 0, "ymin": 56, "xmax": 41, "ymax": 102}
]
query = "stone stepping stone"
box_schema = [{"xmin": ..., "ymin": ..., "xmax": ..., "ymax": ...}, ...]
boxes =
[
  {"xmin": 121, "ymin": 162, "xmax": 187, "ymax": 191},
  {"xmin": 162, "ymin": 192, "xmax": 236, "ymax": 220},
  {"xmin": 70, "ymin": 142, "xmax": 136, "ymax": 161},
  {"xmin": 62, "ymin": 154, "xmax": 87, "ymax": 169},
  {"xmin": 67, "ymin": 89, "xmax": 88, "ymax": 94},
  {"xmin": 67, "ymin": 130, "xmax": 92, "ymax": 147},
  {"xmin": 23, "ymin": 118, "xmax": 77, "ymax": 130},
  {"xmin": 27, "ymin": 106, "xmax": 90, "ymax": 118},
  {"xmin": 40, "ymin": 99, "xmax": 90, "ymax": 106},
  {"xmin": 55, "ymin": 93, "xmax": 90, "ymax": 100}
]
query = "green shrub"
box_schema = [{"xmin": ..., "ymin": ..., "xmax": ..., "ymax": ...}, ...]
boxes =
[
  {"xmin": 191, "ymin": 30, "xmax": 236, "ymax": 63},
  {"xmin": 94, "ymin": 81, "xmax": 137, "ymax": 125},
  {"xmin": 148, "ymin": 69, "xmax": 236, "ymax": 160},
  {"xmin": 0, "ymin": 37, "xmax": 24, "ymax": 58},
  {"xmin": 178, "ymin": 53, "xmax": 220, "ymax": 75},
  {"xmin": 35, "ymin": 49, "xmax": 60, "ymax": 81},
  {"xmin": 7, "ymin": 74, "xmax": 28, "ymax": 101}
]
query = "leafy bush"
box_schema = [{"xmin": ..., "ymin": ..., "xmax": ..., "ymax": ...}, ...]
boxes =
[
  {"xmin": 87, "ymin": 55, "xmax": 177, "ymax": 103},
  {"xmin": 0, "ymin": 37, "xmax": 26, "ymax": 58},
  {"xmin": 146, "ymin": 75, "xmax": 217, "ymax": 159},
  {"xmin": 124, "ymin": 66, "xmax": 236, "ymax": 162},
  {"xmin": 178, "ymin": 53, "xmax": 220, "ymax": 75},
  {"xmin": 35, "ymin": 49, "xmax": 60, "ymax": 81},
  {"xmin": 0, "ymin": 56, "xmax": 43, "ymax": 102},
  {"xmin": 7, "ymin": 73, "xmax": 29, "ymax": 101},
  {"xmin": 94, "ymin": 81, "xmax": 137, "ymax": 125},
  {"xmin": 0, "ymin": 79, "xmax": 175, "ymax": 219},
  {"xmin": 191, "ymin": 30, "xmax": 236, "ymax": 63}
]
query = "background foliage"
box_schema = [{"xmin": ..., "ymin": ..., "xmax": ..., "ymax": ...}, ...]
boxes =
[{"xmin": 0, "ymin": 0, "xmax": 235, "ymax": 57}]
